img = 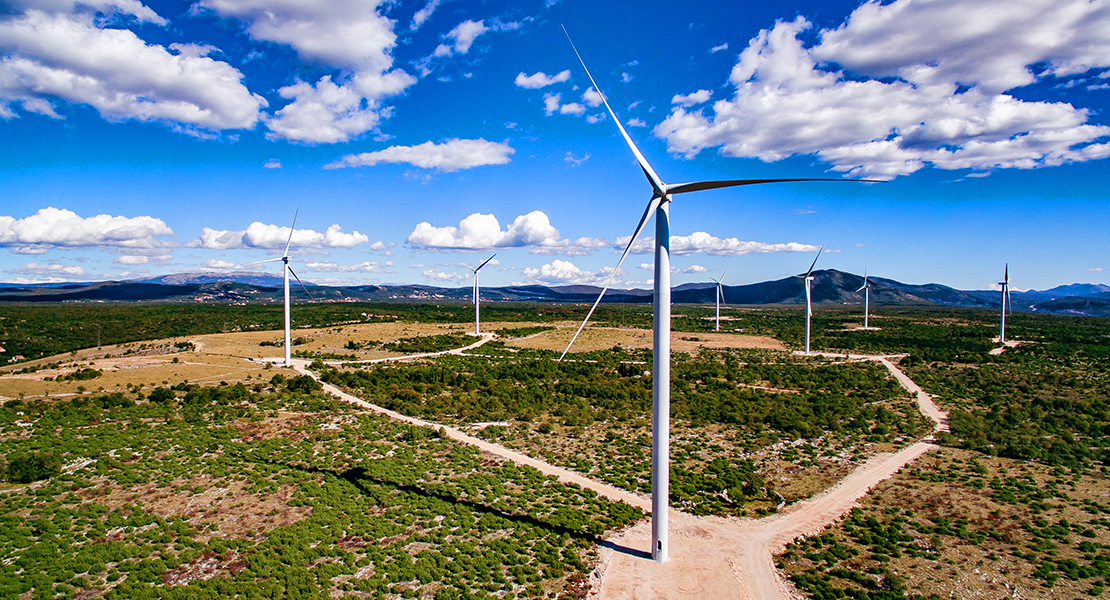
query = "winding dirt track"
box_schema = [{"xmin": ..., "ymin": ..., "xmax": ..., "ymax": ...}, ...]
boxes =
[{"xmin": 288, "ymin": 343, "xmax": 947, "ymax": 600}]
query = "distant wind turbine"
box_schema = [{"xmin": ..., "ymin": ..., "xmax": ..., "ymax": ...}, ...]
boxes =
[
  {"xmin": 796, "ymin": 247, "xmax": 823, "ymax": 355},
  {"xmin": 558, "ymin": 28, "xmax": 876, "ymax": 564},
  {"xmin": 261, "ymin": 210, "xmax": 313, "ymax": 366},
  {"xmin": 461, "ymin": 254, "xmax": 496, "ymax": 335},
  {"xmin": 856, "ymin": 267, "xmax": 871, "ymax": 329},
  {"xmin": 712, "ymin": 269, "xmax": 727, "ymax": 332},
  {"xmin": 999, "ymin": 264, "xmax": 1011, "ymax": 343}
]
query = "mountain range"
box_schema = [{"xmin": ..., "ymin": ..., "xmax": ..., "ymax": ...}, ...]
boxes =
[{"xmin": 1, "ymin": 270, "xmax": 1108, "ymax": 318}]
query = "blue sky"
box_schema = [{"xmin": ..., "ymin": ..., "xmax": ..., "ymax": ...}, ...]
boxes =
[{"xmin": 1, "ymin": 0, "xmax": 1108, "ymax": 291}]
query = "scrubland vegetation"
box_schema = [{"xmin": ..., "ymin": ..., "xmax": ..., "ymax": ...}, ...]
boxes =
[
  {"xmin": 0, "ymin": 378, "xmax": 640, "ymax": 599},
  {"xmin": 774, "ymin": 312, "xmax": 1110, "ymax": 599},
  {"xmin": 317, "ymin": 345, "xmax": 920, "ymax": 515},
  {"xmin": 779, "ymin": 449, "xmax": 1110, "ymax": 599},
  {"xmin": 3, "ymin": 300, "xmax": 1110, "ymax": 598}
]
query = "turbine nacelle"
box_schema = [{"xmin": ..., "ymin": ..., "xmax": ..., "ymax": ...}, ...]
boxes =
[{"xmin": 559, "ymin": 27, "xmax": 877, "ymax": 563}]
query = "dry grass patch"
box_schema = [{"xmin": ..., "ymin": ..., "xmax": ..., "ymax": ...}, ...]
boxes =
[
  {"xmin": 193, "ymin": 321, "xmax": 474, "ymax": 361},
  {"xmin": 506, "ymin": 323, "xmax": 785, "ymax": 353},
  {"xmin": 0, "ymin": 321, "xmax": 491, "ymax": 401},
  {"xmin": 0, "ymin": 352, "xmax": 274, "ymax": 401}
]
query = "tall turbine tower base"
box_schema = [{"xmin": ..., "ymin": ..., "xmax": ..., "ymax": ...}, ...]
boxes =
[{"xmin": 652, "ymin": 201, "xmax": 671, "ymax": 564}]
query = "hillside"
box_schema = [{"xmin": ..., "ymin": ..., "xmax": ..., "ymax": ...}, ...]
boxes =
[{"xmin": 1, "ymin": 270, "xmax": 1108, "ymax": 317}]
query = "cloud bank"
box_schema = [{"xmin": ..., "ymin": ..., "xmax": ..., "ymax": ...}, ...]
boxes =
[
  {"xmin": 192, "ymin": 221, "xmax": 369, "ymax": 250},
  {"xmin": 328, "ymin": 138, "xmax": 514, "ymax": 171},
  {"xmin": 655, "ymin": 0, "xmax": 1110, "ymax": 179},
  {"xmin": 0, "ymin": 7, "xmax": 264, "ymax": 133},
  {"xmin": 617, "ymin": 232, "xmax": 820, "ymax": 256},
  {"xmin": 408, "ymin": 211, "xmax": 607, "ymax": 255},
  {"xmin": 0, "ymin": 207, "xmax": 175, "ymax": 254}
]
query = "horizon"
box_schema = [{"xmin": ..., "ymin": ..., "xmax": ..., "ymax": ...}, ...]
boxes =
[
  {"xmin": 2, "ymin": 0, "xmax": 1109, "ymax": 292},
  {"xmin": 8, "ymin": 267, "xmax": 1108, "ymax": 296}
]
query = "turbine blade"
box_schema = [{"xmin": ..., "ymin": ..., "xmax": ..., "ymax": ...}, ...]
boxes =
[
  {"xmin": 460, "ymin": 262, "xmax": 476, "ymax": 272},
  {"xmin": 283, "ymin": 209, "xmax": 299, "ymax": 257},
  {"xmin": 288, "ymin": 266, "xmax": 314, "ymax": 299},
  {"xmin": 805, "ymin": 245, "xmax": 824, "ymax": 277},
  {"xmin": 559, "ymin": 195, "xmax": 662, "ymax": 361},
  {"xmin": 856, "ymin": 284, "xmax": 866, "ymax": 293},
  {"xmin": 476, "ymin": 253, "xmax": 497, "ymax": 272},
  {"xmin": 666, "ymin": 177, "xmax": 881, "ymax": 195},
  {"xmin": 563, "ymin": 26, "xmax": 665, "ymax": 196}
]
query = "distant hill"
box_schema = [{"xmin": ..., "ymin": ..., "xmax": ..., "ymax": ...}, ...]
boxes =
[
  {"xmin": 138, "ymin": 271, "xmax": 291, "ymax": 288},
  {"xmin": 1, "ymin": 269, "xmax": 1107, "ymax": 317},
  {"xmin": 1038, "ymin": 283, "xmax": 1110, "ymax": 297}
]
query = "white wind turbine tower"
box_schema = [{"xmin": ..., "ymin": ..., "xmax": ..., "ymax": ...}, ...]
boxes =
[
  {"xmin": 712, "ymin": 269, "xmax": 727, "ymax": 332},
  {"xmin": 796, "ymin": 246, "xmax": 823, "ymax": 355},
  {"xmin": 999, "ymin": 264, "xmax": 1011, "ymax": 343},
  {"xmin": 558, "ymin": 29, "xmax": 875, "ymax": 564},
  {"xmin": 461, "ymin": 254, "xmax": 496, "ymax": 335},
  {"xmin": 857, "ymin": 267, "xmax": 871, "ymax": 329},
  {"xmin": 261, "ymin": 211, "xmax": 313, "ymax": 366}
]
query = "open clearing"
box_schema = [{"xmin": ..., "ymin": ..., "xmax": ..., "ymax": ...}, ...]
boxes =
[{"xmin": 506, "ymin": 323, "xmax": 786, "ymax": 353}]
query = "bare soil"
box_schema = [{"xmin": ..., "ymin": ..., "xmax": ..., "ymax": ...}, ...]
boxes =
[{"xmin": 83, "ymin": 475, "xmax": 311, "ymax": 543}]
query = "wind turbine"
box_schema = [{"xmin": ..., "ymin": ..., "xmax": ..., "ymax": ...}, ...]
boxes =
[
  {"xmin": 796, "ymin": 247, "xmax": 823, "ymax": 355},
  {"xmin": 999, "ymin": 264, "xmax": 1011, "ymax": 343},
  {"xmin": 461, "ymin": 254, "xmax": 496, "ymax": 335},
  {"xmin": 712, "ymin": 269, "xmax": 727, "ymax": 332},
  {"xmin": 856, "ymin": 267, "xmax": 871, "ymax": 329},
  {"xmin": 261, "ymin": 211, "xmax": 313, "ymax": 366},
  {"xmin": 558, "ymin": 29, "xmax": 876, "ymax": 564}
]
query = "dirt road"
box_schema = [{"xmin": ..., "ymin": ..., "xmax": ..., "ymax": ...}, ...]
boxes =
[
  {"xmin": 295, "ymin": 345, "xmax": 946, "ymax": 600},
  {"xmin": 595, "ymin": 354, "xmax": 948, "ymax": 600}
]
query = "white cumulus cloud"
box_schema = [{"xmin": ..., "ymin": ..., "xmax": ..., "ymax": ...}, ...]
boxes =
[
  {"xmin": 0, "ymin": 207, "xmax": 175, "ymax": 253},
  {"xmin": 0, "ymin": 9, "xmax": 264, "ymax": 133},
  {"xmin": 559, "ymin": 102, "xmax": 586, "ymax": 116},
  {"xmin": 617, "ymin": 232, "xmax": 821, "ymax": 256},
  {"xmin": 410, "ymin": 0, "xmax": 442, "ymax": 31},
  {"xmin": 11, "ymin": 261, "xmax": 88, "ymax": 281},
  {"xmin": 305, "ymin": 260, "xmax": 393, "ymax": 273},
  {"xmin": 409, "ymin": 211, "xmax": 561, "ymax": 251},
  {"xmin": 328, "ymin": 138, "xmax": 514, "ymax": 171},
  {"xmin": 264, "ymin": 73, "xmax": 412, "ymax": 144},
  {"xmin": 408, "ymin": 212, "xmax": 607, "ymax": 256},
  {"xmin": 423, "ymin": 268, "xmax": 466, "ymax": 282},
  {"xmin": 515, "ymin": 69, "xmax": 571, "ymax": 89},
  {"xmin": 521, "ymin": 259, "xmax": 620, "ymax": 286},
  {"xmin": 654, "ymin": 0, "xmax": 1110, "ymax": 179},
  {"xmin": 191, "ymin": 221, "xmax": 369, "ymax": 250},
  {"xmin": 672, "ymin": 89, "xmax": 712, "ymax": 107},
  {"xmin": 638, "ymin": 263, "xmax": 710, "ymax": 274},
  {"xmin": 434, "ymin": 19, "xmax": 489, "ymax": 57},
  {"xmin": 813, "ymin": 0, "xmax": 1110, "ymax": 95},
  {"xmin": 198, "ymin": 0, "xmax": 415, "ymax": 144}
]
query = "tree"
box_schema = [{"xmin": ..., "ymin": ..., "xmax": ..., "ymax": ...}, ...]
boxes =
[{"xmin": 6, "ymin": 452, "xmax": 61, "ymax": 484}]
